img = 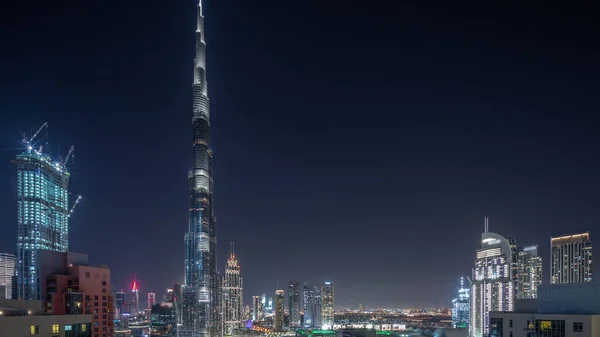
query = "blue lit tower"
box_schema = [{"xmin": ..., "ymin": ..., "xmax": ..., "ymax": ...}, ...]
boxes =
[
  {"xmin": 183, "ymin": 0, "xmax": 218, "ymax": 336},
  {"xmin": 13, "ymin": 123, "xmax": 78, "ymax": 300},
  {"xmin": 451, "ymin": 277, "xmax": 470, "ymax": 328}
]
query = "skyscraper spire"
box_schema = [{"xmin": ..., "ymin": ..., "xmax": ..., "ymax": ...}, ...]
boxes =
[{"xmin": 183, "ymin": 0, "xmax": 217, "ymax": 335}]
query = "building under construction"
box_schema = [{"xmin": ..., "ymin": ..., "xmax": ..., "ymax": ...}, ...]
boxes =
[{"xmin": 13, "ymin": 122, "xmax": 80, "ymax": 300}]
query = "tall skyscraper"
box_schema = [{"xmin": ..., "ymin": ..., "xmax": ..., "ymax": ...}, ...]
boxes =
[
  {"xmin": 0, "ymin": 253, "xmax": 15, "ymax": 299},
  {"xmin": 132, "ymin": 275, "xmax": 140, "ymax": 315},
  {"xmin": 303, "ymin": 284, "xmax": 321, "ymax": 328},
  {"xmin": 14, "ymin": 124, "xmax": 78, "ymax": 300},
  {"xmin": 550, "ymin": 232, "xmax": 592, "ymax": 284},
  {"xmin": 470, "ymin": 218, "xmax": 515, "ymax": 337},
  {"xmin": 321, "ymin": 282, "xmax": 334, "ymax": 329},
  {"xmin": 288, "ymin": 281, "xmax": 301, "ymax": 328},
  {"xmin": 516, "ymin": 245, "xmax": 542, "ymax": 299},
  {"xmin": 116, "ymin": 291, "xmax": 126, "ymax": 316},
  {"xmin": 252, "ymin": 296, "xmax": 263, "ymax": 321},
  {"xmin": 451, "ymin": 277, "xmax": 470, "ymax": 329},
  {"xmin": 183, "ymin": 1, "xmax": 218, "ymax": 336},
  {"xmin": 274, "ymin": 290, "xmax": 284, "ymax": 331},
  {"xmin": 222, "ymin": 245, "xmax": 243, "ymax": 335}
]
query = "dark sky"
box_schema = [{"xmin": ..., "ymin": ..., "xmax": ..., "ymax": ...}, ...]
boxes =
[{"xmin": 0, "ymin": 0, "xmax": 598, "ymax": 309}]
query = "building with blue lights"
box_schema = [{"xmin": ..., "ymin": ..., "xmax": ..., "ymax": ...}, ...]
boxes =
[
  {"xmin": 451, "ymin": 277, "xmax": 470, "ymax": 329},
  {"xmin": 13, "ymin": 141, "xmax": 76, "ymax": 300}
]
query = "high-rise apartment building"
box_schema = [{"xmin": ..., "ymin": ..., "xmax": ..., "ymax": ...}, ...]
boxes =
[
  {"xmin": 470, "ymin": 219, "xmax": 515, "ymax": 337},
  {"xmin": 252, "ymin": 296, "xmax": 263, "ymax": 321},
  {"xmin": 516, "ymin": 245, "xmax": 542, "ymax": 299},
  {"xmin": 550, "ymin": 232, "xmax": 592, "ymax": 284},
  {"xmin": 303, "ymin": 284, "xmax": 321, "ymax": 328},
  {"xmin": 14, "ymin": 128, "xmax": 77, "ymax": 300},
  {"xmin": 321, "ymin": 282, "xmax": 334, "ymax": 329},
  {"xmin": 222, "ymin": 247, "xmax": 243, "ymax": 335},
  {"xmin": 451, "ymin": 277, "xmax": 470, "ymax": 329},
  {"xmin": 274, "ymin": 290, "xmax": 284, "ymax": 331},
  {"xmin": 0, "ymin": 253, "xmax": 15, "ymax": 299},
  {"xmin": 183, "ymin": 1, "xmax": 218, "ymax": 336},
  {"xmin": 288, "ymin": 281, "xmax": 301, "ymax": 328}
]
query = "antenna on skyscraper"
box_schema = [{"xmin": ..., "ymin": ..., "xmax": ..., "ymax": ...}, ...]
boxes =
[{"xmin": 484, "ymin": 216, "xmax": 489, "ymax": 233}]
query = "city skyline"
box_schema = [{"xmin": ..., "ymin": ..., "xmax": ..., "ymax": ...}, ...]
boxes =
[{"xmin": 1, "ymin": 0, "xmax": 598, "ymax": 309}]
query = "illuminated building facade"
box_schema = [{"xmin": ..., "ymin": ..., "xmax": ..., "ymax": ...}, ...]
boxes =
[
  {"xmin": 274, "ymin": 290, "xmax": 284, "ymax": 331},
  {"xmin": 321, "ymin": 282, "xmax": 334, "ymax": 330},
  {"xmin": 0, "ymin": 253, "xmax": 15, "ymax": 299},
  {"xmin": 289, "ymin": 281, "xmax": 301, "ymax": 328},
  {"xmin": 151, "ymin": 301, "xmax": 177, "ymax": 337},
  {"xmin": 14, "ymin": 143, "xmax": 74, "ymax": 300},
  {"xmin": 183, "ymin": 1, "xmax": 218, "ymax": 336},
  {"xmin": 222, "ymin": 247, "xmax": 243, "ymax": 335},
  {"xmin": 303, "ymin": 284, "xmax": 321, "ymax": 328},
  {"xmin": 517, "ymin": 245, "xmax": 542, "ymax": 299},
  {"xmin": 132, "ymin": 275, "xmax": 140, "ymax": 315},
  {"xmin": 550, "ymin": 232, "xmax": 592, "ymax": 284},
  {"xmin": 451, "ymin": 277, "xmax": 470, "ymax": 328},
  {"xmin": 148, "ymin": 292, "xmax": 157, "ymax": 309},
  {"xmin": 470, "ymin": 218, "xmax": 514, "ymax": 337},
  {"xmin": 252, "ymin": 296, "xmax": 263, "ymax": 321}
]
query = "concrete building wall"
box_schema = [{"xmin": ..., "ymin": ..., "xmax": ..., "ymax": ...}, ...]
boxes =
[
  {"xmin": 489, "ymin": 312, "xmax": 600, "ymax": 337},
  {"xmin": 0, "ymin": 314, "xmax": 91, "ymax": 337},
  {"xmin": 537, "ymin": 282, "xmax": 600, "ymax": 314}
]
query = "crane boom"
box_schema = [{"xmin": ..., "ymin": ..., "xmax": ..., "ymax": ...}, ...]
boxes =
[
  {"xmin": 68, "ymin": 195, "xmax": 82, "ymax": 218},
  {"xmin": 62, "ymin": 146, "xmax": 75, "ymax": 165},
  {"xmin": 23, "ymin": 122, "xmax": 48, "ymax": 148}
]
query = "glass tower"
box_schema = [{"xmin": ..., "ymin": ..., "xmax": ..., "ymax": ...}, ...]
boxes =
[
  {"xmin": 517, "ymin": 245, "xmax": 542, "ymax": 299},
  {"xmin": 451, "ymin": 277, "xmax": 470, "ymax": 329},
  {"xmin": 183, "ymin": 1, "xmax": 218, "ymax": 336},
  {"xmin": 303, "ymin": 284, "xmax": 321, "ymax": 328},
  {"xmin": 288, "ymin": 281, "xmax": 301, "ymax": 328},
  {"xmin": 14, "ymin": 147, "xmax": 71, "ymax": 300},
  {"xmin": 321, "ymin": 282, "xmax": 334, "ymax": 329}
]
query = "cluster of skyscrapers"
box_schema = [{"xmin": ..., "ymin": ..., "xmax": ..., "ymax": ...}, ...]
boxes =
[{"xmin": 450, "ymin": 217, "xmax": 593, "ymax": 337}]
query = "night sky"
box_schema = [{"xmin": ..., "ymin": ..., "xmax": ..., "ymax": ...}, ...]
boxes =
[{"xmin": 1, "ymin": 0, "xmax": 598, "ymax": 309}]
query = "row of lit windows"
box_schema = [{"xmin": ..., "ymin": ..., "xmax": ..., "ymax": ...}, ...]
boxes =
[{"xmin": 29, "ymin": 323, "xmax": 87, "ymax": 335}]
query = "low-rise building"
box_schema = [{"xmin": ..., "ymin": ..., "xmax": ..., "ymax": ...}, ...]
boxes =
[
  {"xmin": 0, "ymin": 299, "xmax": 91, "ymax": 337},
  {"xmin": 490, "ymin": 282, "xmax": 600, "ymax": 337}
]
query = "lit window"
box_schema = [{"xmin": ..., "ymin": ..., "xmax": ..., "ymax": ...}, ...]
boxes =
[
  {"xmin": 30, "ymin": 325, "xmax": 39, "ymax": 335},
  {"xmin": 65, "ymin": 325, "xmax": 73, "ymax": 331},
  {"xmin": 540, "ymin": 321, "xmax": 552, "ymax": 331},
  {"xmin": 81, "ymin": 324, "xmax": 87, "ymax": 331},
  {"xmin": 52, "ymin": 324, "xmax": 60, "ymax": 333}
]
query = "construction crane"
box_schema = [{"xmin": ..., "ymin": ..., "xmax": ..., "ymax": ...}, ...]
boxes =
[
  {"xmin": 22, "ymin": 122, "xmax": 48, "ymax": 150},
  {"xmin": 62, "ymin": 146, "xmax": 75, "ymax": 166},
  {"xmin": 68, "ymin": 195, "xmax": 83, "ymax": 218}
]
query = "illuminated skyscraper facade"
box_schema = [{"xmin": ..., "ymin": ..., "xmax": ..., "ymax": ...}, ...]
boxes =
[
  {"xmin": 451, "ymin": 277, "xmax": 470, "ymax": 329},
  {"xmin": 14, "ymin": 142, "xmax": 74, "ymax": 300},
  {"xmin": 222, "ymin": 248, "xmax": 243, "ymax": 335},
  {"xmin": 321, "ymin": 282, "xmax": 334, "ymax": 329},
  {"xmin": 288, "ymin": 281, "xmax": 301, "ymax": 328},
  {"xmin": 550, "ymin": 232, "xmax": 592, "ymax": 284},
  {"xmin": 252, "ymin": 296, "xmax": 263, "ymax": 321},
  {"xmin": 148, "ymin": 292, "xmax": 157, "ymax": 309},
  {"xmin": 470, "ymin": 219, "xmax": 514, "ymax": 337},
  {"xmin": 0, "ymin": 253, "xmax": 15, "ymax": 299},
  {"xmin": 183, "ymin": 0, "xmax": 218, "ymax": 336},
  {"xmin": 303, "ymin": 284, "xmax": 321, "ymax": 328},
  {"xmin": 274, "ymin": 290, "xmax": 284, "ymax": 331},
  {"xmin": 516, "ymin": 245, "xmax": 542, "ymax": 299}
]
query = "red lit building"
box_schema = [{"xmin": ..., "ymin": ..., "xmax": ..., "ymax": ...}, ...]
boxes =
[{"xmin": 40, "ymin": 251, "xmax": 115, "ymax": 337}]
